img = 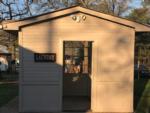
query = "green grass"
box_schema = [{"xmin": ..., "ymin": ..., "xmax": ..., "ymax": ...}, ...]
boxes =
[
  {"xmin": 0, "ymin": 72, "xmax": 18, "ymax": 81},
  {"xmin": 0, "ymin": 83, "xmax": 18, "ymax": 107},
  {"xmin": 0, "ymin": 78, "xmax": 149, "ymax": 112},
  {"xmin": 134, "ymin": 79, "xmax": 150, "ymax": 113}
]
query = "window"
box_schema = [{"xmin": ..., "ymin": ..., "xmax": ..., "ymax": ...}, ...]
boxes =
[{"xmin": 64, "ymin": 41, "xmax": 92, "ymax": 74}]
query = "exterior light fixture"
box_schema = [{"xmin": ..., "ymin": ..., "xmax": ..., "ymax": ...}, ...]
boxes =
[
  {"xmin": 72, "ymin": 15, "xmax": 77, "ymax": 21},
  {"xmin": 82, "ymin": 15, "xmax": 86, "ymax": 21},
  {"xmin": 71, "ymin": 14, "xmax": 86, "ymax": 23},
  {"xmin": 76, "ymin": 16, "xmax": 81, "ymax": 23}
]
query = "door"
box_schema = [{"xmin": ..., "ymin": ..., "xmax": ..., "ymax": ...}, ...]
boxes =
[{"xmin": 63, "ymin": 41, "xmax": 92, "ymax": 111}]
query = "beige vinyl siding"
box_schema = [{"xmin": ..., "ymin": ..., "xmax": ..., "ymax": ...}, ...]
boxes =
[{"xmin": 21, "ymin": 85, "xmax": 61, "ymax": 112}]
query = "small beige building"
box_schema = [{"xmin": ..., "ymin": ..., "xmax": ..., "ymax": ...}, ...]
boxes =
[{"xmin": 1, "ymin": 6, "xmax": 150, "ymax": 113}]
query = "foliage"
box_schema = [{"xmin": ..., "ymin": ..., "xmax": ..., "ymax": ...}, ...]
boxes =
[
  {"xmin": 0, "ymin": 83, "xmax": 18, "ymax": 107},
  {"xmin": 126, "ymin": 0, "xmax": 150, "ymax": 24},
  {"xmin": 134, "ymin": 79, "xmax": 150, "ymax": 113},
  {"xmin": 0, "ymin": 0, "xmax": 150, "ymax": 24},
  {"xmin": 0, "ymin": 0, "xmax": 149, "ymax": 24},
  {"xmin": 135, "ymin": 32, "xmax": 150, "ymax": 74},
  {"xmin": 0, "ymin": 0, "xmax": 76, "ymax": 20},
  {"xmin": 136, "ymin": 32, "xmax": 150, "ymax": 44},
  {"xmin": 142, "ymin": 0, "xmax": 150, "ymax": 6},
  {"xmin": 81, "ymin": 0, "xmax": 133, "ymax": 16},
  {"xmin": 127, "ymin": 7, "xmax": 150, "ymax": 24},
  {"xmin": 0, "ymin": 0, "xmax": 133, "ymax": 20},
  {"xmin": 0, "ymin": 0, "xmax": 32, "ymax": 20}
]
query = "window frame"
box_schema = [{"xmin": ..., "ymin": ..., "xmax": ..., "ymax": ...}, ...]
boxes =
[{"xmin": 63, "ymin": 41, "xmax": 92, "ymax": 74}]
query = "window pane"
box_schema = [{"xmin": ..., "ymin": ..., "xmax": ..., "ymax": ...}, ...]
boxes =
[
  {"xmin": 73, "ymin": 48, "xmax": 84, "ymax": 57},
  {"xmin": 84, "ymin": 48, "xmax": 88, "ymax": 56},
  {"xmin": 83, "ymin": 57, "xmax": 88, "ymax": 65},
  {"xmin": 65, "ymin": 48, "xmax": 73, "ymax": 56},
  {"xmin": 72, "ymin": 42, "xmax": 84, "ymax": 48},
  {"xmin": 65, "ymin": 42, "xmax": 72, "ymax": 47},
  {"xmin": 65, "ymin": 64, "xmax": 74, "ymax": 73},
  {"xmin": 64, "ymin": 41, "xmax": 91, "ymax": 74},
  {"xmin": 83, "ymin": 41, "xmax": 89, "ymax": 47},
  {"xmin": 83, "ymin": 65, "xmax": 88, "ymax": 73}
]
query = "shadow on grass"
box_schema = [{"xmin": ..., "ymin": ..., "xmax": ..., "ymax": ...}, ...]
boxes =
[
  {"xmin": 0, "ymin": 83, "xmax": 18, "ymax": 107},
  {"xmin": 134, "ymin": 79, "xmax": 150, "ymax": 113},
  {"xmin": 0, "ymin": 72, "xmax": 18, "ymax": 82}
]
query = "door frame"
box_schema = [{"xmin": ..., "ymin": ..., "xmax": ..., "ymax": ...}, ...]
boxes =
[{"xmin": 59, "ymin": 39, "xmax": 98, "ymax": 112}]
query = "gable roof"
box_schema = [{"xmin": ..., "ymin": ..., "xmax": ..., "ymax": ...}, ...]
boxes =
[{"xmin": 0, "ymin": 5, "xmax": 150, "ymax": 32}]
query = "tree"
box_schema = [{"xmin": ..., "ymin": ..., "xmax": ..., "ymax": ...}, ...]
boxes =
[
  {"xmin": 127, "ymin": 0, "xmax": 150, "ymax": 24},
  {"xmin": 75, "ymin": 0, "xmax": 133, "ymax": 16},
  {"xmin": 0, "ymin": 0, "xmax": 133, "ymax": 20},
  {"xmin": 0, "ymin": 0, "xmax": 37, "ymax": 20},
  {"xmin": 143, "ymin": 0, "xmax": 150, "ymax": 5},
  {"xmin": 127, "ymin": 8, "xmax": 150, "ymax": 24}
]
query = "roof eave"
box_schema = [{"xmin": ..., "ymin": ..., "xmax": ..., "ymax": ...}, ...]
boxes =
[
  {"xmin": 1, "ymin": 6, "xmax": 150, "ymax": 32},
  {"xmin": 1, "ymin": 6, "xmax": 81, "ymax": 31},
  {"xmin": 78, "ymin": 7, "xmax": 150, "ymax": 32}
]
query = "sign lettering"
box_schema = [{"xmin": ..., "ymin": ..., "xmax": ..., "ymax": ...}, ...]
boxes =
[{"xmin": 34, "ymin": 53, "xmax": 56, "ymax": 62}]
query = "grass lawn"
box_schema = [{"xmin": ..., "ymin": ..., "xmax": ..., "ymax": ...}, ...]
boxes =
[
  {"xmin": 0, "ymin": 83, "xmax": 18, "ymax": 107},
  {"xmin": 134, "ymin": 79, "xmax": 150, "ymax": 113},
  {"xmin": 0, "ymin": 77, "xmax": 149, "ymax": 112}
]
